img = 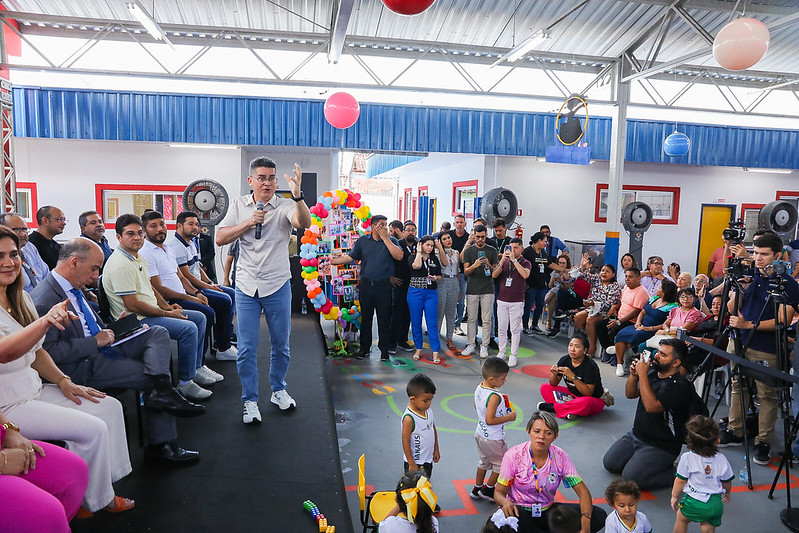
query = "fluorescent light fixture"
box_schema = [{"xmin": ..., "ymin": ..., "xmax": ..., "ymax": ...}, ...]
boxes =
[
  {"xmin": 492, "ymin": 31, "xmax": 549, "ymax": 67},
  {"xmin": 742, "ymin": 167, "xmax": 793, "ymax": 174},
  {"xmin": 126, "ymin": 1, "xmax": 170, "ymax": 44},
  {"xmin": 167, "ymin": 143, "xmax": 240, "ymax": 150}
]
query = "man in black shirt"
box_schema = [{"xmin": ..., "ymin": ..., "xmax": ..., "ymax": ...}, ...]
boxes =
[
  {"xmin": 448, "ymin": 214, "xmax": 469, "ymax": 334},
  {"xmin": 603, "ymin": 338, "xmax": 693, "ymax": 489},
  {"xmin": 388, "ymin": 220, "xmax": 415, "ymax": 353},
  {"xmin": 29, "ymin": 205, "xmax": 66, "ymax": 270},
  {"xmin": 331, "ymin": 215, "xmax": 403, "ymax": 361}
]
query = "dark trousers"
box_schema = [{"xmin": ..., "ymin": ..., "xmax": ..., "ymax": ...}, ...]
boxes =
[
  {"xmin": 523, "ymin": 287, "xmax": 547, "ymax": 329},
  {"xmin": 516, "ymin": 503, "xmax": 607, "ymax": 533},
  {"xmin": 551, "ymin": 289, "xmax": 584, "ymax": 330},
  {"xmin": 596, "ymin": 320, "xmax": 632, "ymax": 352},
  {"xmin": 603, "ymin": 431, "xmax": 679, "ymax": 490},
  {"xmin": 391, "ymin": 284, "xmax": 411, "ymax": 347},
  {"xmin": 360, "ymin": 279, "xmax": 393, "ymax": 357}
]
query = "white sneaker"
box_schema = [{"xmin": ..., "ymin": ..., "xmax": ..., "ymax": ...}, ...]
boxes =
[
  {"xmin": 461, "ymin": 344, "xmax": 475, "ymax": 356},
  {"xmin": 480, "ymin": 346, "xmax": 489, "ymax": 359},
  {"xmin": 215, "ymin": 346, "xmax": 238, "ymax": 361},
  {"xmin": 508, "ymin": 355, "xmax": 518, "ymax": 367},
  {"xmin": 606, "ymin": 346, "xmax": 617, "ymax": 355},
  {"xmin": 615, "ymin": 365, "xmax": 626, "ymax": 377},
  {"xmin": 177, "ymin": 380, "xmax": 212, "ymax": 400},
  {"xmin": 270, "ymin": 390, "xmax": 297, "ymax": 410},
  {"xmin": 196, "ymin": 365, "xmax": 224, "ymax": 383},
  {"xmin": 192, "ymin": 368, "xmax": 217, "ymax": 386},
  {"xmin": 243, "ymin": 400, "xmax": 261, "ymax": 424}
]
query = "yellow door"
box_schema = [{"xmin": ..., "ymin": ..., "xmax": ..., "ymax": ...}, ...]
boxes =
[{"xmin": 697, "ymin": 204, "xmax": 735, "ymax": 276}]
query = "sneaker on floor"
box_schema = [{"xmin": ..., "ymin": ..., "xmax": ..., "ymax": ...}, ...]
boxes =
[
  {"xmin": 191, "ymin": 369, "xmax": 217, "ymax": 386},
  {"xmin": 546, "ymin": 328, "xmax": 560, "ymax": 338},
  {"xmin": 461, "ymin": 344, "xmax": 475, "ymax": 356},
  {"xmin": 615, "ymin": 365, "xmax": 626, "ymax": 377},
  {"xmin": 488, "ymin": 339, "xmax": 499, "ymax": 350},
  {"xmin": 177, "ymin": 380, "xmax": 212, "ymax": 401},
  {"xmin": 454, "ymin": 326, "xmax": 466, "ymax": 336},
  {"xmin": 523, "ymin": 328, "xmax": 534, "ymax": 336},
  {"xmin": 531, "ymin": 326, "xmax": 545, "ymax": 335},
  {"xmin": 270, "ymin": 389, "xmax": 297, "ymax": 410},
  {"xmin": 215, "ymin": 346, "xmax": 238, "ymax": 361},
  {"xmin": 196, "ymin": 365, "xmax": 223, "ymax": 383},
  {"xmin": 397, "ymin": 341, "xmax": 415, "ymax": 352},
  {"xmin": 753, "ymin": 442, "xmax": 771, "ymax": 465},
  {"xmin": 719, "ymin": 429, "xmax": 744, "ymax": 447},
  {"xmin": 566, "ymin": 414, "xmax": 579, "ymax": 421},
  {"xmin": 536, "ymin": 402, "xmax": 556, "ymax": 413},
  {"xmin": 478, "ymin": 485, "xmax": 495, "ymax": 501},
  {"xmin": 469, "ymin": 485, "xmax": 484, "ymax": 500},
  {"xmin": 381, "ymin": 353, "xmax": 391, "ymax": 361},
  {"xmin": 508, "ymin": 355, "xmax": 518, "ymax": 368},
  {"xmin": 242, "ymin": 400, "xmax": 261, "ymax": 424},
  {"xmin": 606, "ymin": 346, "xmax": 617, "ymax": 355},
  {"xmin": 480, "ymin": 346, "xmax": 489, "ymax": 359},
  {"xmin": 388, "ymin": 347, "xmax": 397, "ymax": 355}
]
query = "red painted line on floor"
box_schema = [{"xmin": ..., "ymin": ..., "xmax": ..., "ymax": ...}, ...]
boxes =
[{"xmin": 435, "ymin": 480, "xmax": 482, "ymax": 517}]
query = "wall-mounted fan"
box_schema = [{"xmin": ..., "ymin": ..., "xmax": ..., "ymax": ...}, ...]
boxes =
[
  {"xmin": 759, "ymin": 200, "xmax": 798, "ymax": 243},
  {"xmin": 182, "ymin": 179, "xmax": 230, "ymax": 226},
  {"xmin": 481, "ymin": 188, "xmax": 518, "ymax": 227},
  {"xmin": 622, "ymin": 201, "xmax": 653, "ymax": 268}
]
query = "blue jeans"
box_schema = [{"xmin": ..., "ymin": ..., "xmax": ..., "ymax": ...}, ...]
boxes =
[
  {"xmin": 142, "ymin": 309, "xmax": 206, "ymax": 382},
  {"xmin": 407, "ymin": 287, "xmax": 440, "ymax": 352},
  {"xmin": 455, "ymin": 272, "xmax": 467, "ymax": 324},
  {"xmin": 201, "ymin": 285, "xmax": 236, "ymax": 350},
  {"xmin": 235, "ymin": 281, "xmax": 291, "ymax": 403},
  {"xmin": 175, "ymin": 300, "xmax": 214, "ymax": 355},
  {"xmin": 523, "ymin": 286, "xmax": 547, "ymax": 330}
]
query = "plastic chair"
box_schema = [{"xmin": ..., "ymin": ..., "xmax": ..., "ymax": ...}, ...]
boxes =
[{"xmin": 357, "ymin": 454, "xmax": 396, "ymax": 532}]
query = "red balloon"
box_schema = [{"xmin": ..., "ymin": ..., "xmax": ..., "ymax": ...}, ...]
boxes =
[
  {"xmin": 324, "ymin": 92, "xmax": 360, "ymax": 129},
  {"xmin": 381, "ymin": 0, "xmax": 435, "ymax": 15},
  {"xmin": 300, "ymin": 258, "xmax": 310, "ymax": 267}
]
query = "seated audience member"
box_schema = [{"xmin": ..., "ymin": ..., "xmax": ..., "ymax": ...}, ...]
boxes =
[
  {"xmin": 28, "ymin": 206, "xmax": 66, "ymax": 271},
  {"xmin": 541, "ymin": 225, "xmax": 569, "ymax": 258},
  {"xmin": 538, "ymin": 333, "xmax": 606, "ymax": 420},
  {"xmin": 620, "ymin": 253, "xmax": 638, "ymax": 272},
  {"xmin": 601, "ymin": 267, "xmax": 649, "ymax": 376},
  {"xmin": 675, "ymin": 271, "xmax": 693, "ymax": 290},
  {"xmin": 0, "ymin": 212, "xmax": 49, "ymax": 291},
  {"xmin": 684, "ymin": 294, "xmax": 728, "ymax": 372},
  {"xmin": 378, "ymin": 471, "xmax": 438, "ymax": 533},
  {"xmin": 141, "ymin": 210, "xmax": 236, "ymax": 362},
  {"xmin": 545, "ymin": 254, "xmax": 573, "ymax": 336},
  {"xmin": 494, "ymin": 411, "xmax": 607, "ymax": 533},
  {"xmin": 667, "ymin": 262, "xmax": 681, "ymax": 281},
  {"xmin": 102, "ymin": 214, "xmax": 210, "ymax": 402},
  {"xmin": 0, "ymin": 226, "xmax": 133, "ymax": 515},
  {"xmin": 0, "ymin": 408, "xmax": 89, "ymax": 531},
  {"xmin": 603, "ymin": 338, "xmax": 693, "ymax": 490},
  {"xmin": 168, "ymin": 211, "xmax": 237, "ymax": 359},
  {"xmin": 31, "ymin": 237, "xmax": 204, "ymax": 464},
  {"xmin": 78, "ymin": 210, "xmax": 113, "ymax": 265},
  {"xmin": 654, "ymin": 288, "xmax": 703, "ymax": 336},
  {"xmin": 611, "ymin": 278, "xmax": 678, "ymax": 371},
  {"xmin": 195, "ymin": 224, "xmax": 217, "ymax": 283},
  {"xmin": 639, "ymin": 256, "xmax": 666, "ymax": 297},
  {"xmin": 692, "ymin": 274, "xmax": 713, "ymax": 313},
  {"xmin": 573, "ymin": 256, "xmax": 622, "ymax": 358}
]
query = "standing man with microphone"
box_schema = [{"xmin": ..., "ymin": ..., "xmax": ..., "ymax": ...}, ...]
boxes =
[{"xmin": 217, "ymin": 157, "xmax": 311, "ymax": 424}]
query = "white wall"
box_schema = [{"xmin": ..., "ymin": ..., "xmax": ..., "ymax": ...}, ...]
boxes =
[{"xmin": 387, "ymin": 151, "xmax": 799, "ymax": 275}]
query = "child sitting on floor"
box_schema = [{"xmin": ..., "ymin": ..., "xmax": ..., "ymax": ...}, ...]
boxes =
[{"xmin": 379, "ymin": 470, "xmax": 438, "ymax": 533}]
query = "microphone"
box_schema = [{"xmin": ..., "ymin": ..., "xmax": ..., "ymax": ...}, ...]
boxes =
[{"xmin": 255, "ymin": 200, "xmax": 265, "ymax": 239}]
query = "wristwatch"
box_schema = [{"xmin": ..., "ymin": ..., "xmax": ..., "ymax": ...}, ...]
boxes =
[
  {"xmin": 291, "ymin": 192, "xmax": 305, "ymax": 202},
  {"xmin": 1, "ymin": 421, "xmax": 19, "ymax": 432}
]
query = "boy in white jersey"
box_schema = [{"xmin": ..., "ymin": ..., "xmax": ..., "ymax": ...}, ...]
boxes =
[
  {"xmin": 471, "ymin": 356, "xmax": 516, "ymax": 502},
  {"xmin": 604, "ymin": 479, "xmax": 652, "ymax": 533},
  {"xmin": 401, "ymin": 373, "xmax": 440, "ymax": 492},
  {"xmin": 672, "ymin": 415, "xmax": 733, "ymax": 533}
]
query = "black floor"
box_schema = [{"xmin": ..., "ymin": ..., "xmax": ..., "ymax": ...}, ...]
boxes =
[{"xmin": 72, "ymin": 314, "xmax": 352, "ymax": 533}]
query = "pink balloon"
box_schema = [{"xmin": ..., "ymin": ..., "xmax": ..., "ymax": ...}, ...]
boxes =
[
  {"xmin": 309, "ymin": 225, "xmax": 320, "ymax": 234},
  {"xmin": 381, "ymin": 0, "xmax": 434, "ymax": 15},
  {"xmin": 713, "ymin": 17, "xmax": 770, "ymax": 71},
  {"xmin": 324, "ymin": 92, "xmax": 361, "ymax": 129}
]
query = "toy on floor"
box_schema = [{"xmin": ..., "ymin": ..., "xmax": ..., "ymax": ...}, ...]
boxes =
[{"xmin": 303, "ymin": 500, "xmax": 336, "ymax": 532}]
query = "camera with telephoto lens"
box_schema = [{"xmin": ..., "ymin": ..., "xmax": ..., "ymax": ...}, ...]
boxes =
[{"xmin": 722, "ymin": 219, "xmax": 746, "ymax": 245}]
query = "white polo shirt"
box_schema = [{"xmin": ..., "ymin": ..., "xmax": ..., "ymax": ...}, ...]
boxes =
[
  {"xmin": 140, "ymin": 240, "xmax": 186, "ymax": 295},
  {"xmin": 219, "ymin": 193, "xmax": 297, "ymax": 298}
]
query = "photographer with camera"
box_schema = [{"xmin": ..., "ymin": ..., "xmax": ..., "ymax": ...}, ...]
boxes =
[{"xmin": 719, "ymin": 232, "xmax": 799, "ymax": 466}]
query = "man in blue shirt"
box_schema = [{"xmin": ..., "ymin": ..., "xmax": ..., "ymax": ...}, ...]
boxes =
[
  {"xmin": 0, "ymin": 212, "xmax": 49, "ymax": 292},
  {"xmin": 720, "ymin": 231, "xmax": 799, "ymax": 467},
  {"xmin": 331, "ymin": 215, "xmax": 403, "ymax": 361},
  {"xmin": 541, "ymin": 225, "xmax": 569, "ymax": 258}
]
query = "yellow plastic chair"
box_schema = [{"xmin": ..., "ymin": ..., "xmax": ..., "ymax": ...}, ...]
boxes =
[{"xmin": 358, "ymin": 454, "xmax": 397, "ymax": 532}]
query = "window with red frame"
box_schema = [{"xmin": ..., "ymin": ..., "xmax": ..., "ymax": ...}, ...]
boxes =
[{"xmin": 95, "ymin": 184, "xmax": 186, "ymax": 229}]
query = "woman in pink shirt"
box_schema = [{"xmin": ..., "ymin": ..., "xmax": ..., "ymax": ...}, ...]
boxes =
[{"xmin": 656, "ymin": 288, "xmax": 703, "ymax": 336}]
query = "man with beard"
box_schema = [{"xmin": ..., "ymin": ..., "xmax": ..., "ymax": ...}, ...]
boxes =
[
  {"xmin": 79, "ymin": 210, "xmax": 114, "ymax": 265},
  {"xmin": 603, "ymin": 338, "xmax": 693, "ymax": 489},
  {"xmin": 388, "ymin": 220, "xmax": 416, "ymax": 353},
  {"xmin": 29, "ymin": 205, "xmax": 66, "ymax": 270},
  {"xmin": 448, "ymin": 214, "xmax": 469, "ymax": 335},
  {"xmin": 0, "ymin": 212, "xmax": 49, "ymax": 291}
]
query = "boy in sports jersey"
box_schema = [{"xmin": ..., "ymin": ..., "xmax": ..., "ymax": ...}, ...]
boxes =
[
  {"xmin": 401, "ymin": 374, "xmax": 440, "ymax": 491},
  {"xmin": 604, "ymin": 479, "xmax": 652, "ymax": 533},
  {"xmin": 471, "ymin": 356, "xmax": 517, "ymax": 502}
]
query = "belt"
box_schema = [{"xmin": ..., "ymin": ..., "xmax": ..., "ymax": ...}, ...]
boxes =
[
  {"xmin": 363, "ymin": 279, "xmax": 390, "ymax": 285},
  {"xmin": 443, "ymin": 274, "xmax": 457, "ymax": 278}
]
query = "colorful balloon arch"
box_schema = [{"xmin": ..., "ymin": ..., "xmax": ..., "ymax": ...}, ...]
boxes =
[{"xmin": 299, "ymin": 189, "xmax": 372, "ymax": 323}]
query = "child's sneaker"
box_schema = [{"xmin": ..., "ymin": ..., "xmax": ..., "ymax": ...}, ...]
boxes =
[
  {"xmin": 478, "ymin": 485, "xmax": 495, "ymax": 501},
  {"xmin": 469, "ymin": 485, "xmax": 484, "ymax": 500}
]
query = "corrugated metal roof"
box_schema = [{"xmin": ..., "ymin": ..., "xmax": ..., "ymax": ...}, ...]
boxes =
[
  {"xmin": 12, "ymin": 85, "xmax": 799, "ymax": 169},
  {"xmin": 4, "ymin": 0, "xmax": 798, "ymax": 75}
]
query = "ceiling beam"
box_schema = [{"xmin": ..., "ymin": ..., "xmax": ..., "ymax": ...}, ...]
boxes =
[
  {"xmin": 620, "ymin": 0, "xmax": 795, "ymax": 16},
  {"xmin": 328, "ymin": 0, "xmax": 355, "ymax": 64}
]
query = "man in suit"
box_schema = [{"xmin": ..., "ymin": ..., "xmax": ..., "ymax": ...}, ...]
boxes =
[{"xmin": 30, "ymin": 237, "xmax": 205, "ymax": 464}]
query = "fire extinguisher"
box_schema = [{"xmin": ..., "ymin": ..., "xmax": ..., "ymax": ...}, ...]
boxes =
[{"xmin": 515, "ymin": 225, "xmax": 524, "ymax": 239}]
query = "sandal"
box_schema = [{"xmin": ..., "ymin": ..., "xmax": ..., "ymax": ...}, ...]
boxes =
[
  {"xmin": 446, "ymin": 340, "xmax": 459, "ymax": 352},
  {"xmin": 432, "ymin": 354, "xmax": 442, "ymax": 364},
  {"xmin": 105, "ymin": 495, "xmax": 135, "ymax": 513},
  {"xmin": 412, "ymin": 351, "xmax": 421, "ymax": 361}
]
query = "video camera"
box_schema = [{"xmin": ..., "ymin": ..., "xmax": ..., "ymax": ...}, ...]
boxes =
[{"xmin": 722, "ymin": 219, "xmax": 746, "ymax": 245}]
